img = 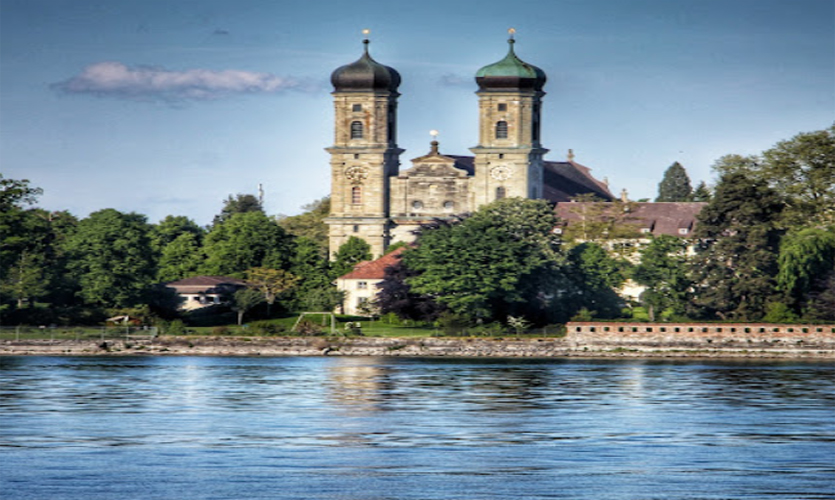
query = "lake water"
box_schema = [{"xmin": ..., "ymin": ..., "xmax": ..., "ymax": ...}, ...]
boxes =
[{"xmin": 1, "ymin": 356, "xmax": 833, "ymax": 500}]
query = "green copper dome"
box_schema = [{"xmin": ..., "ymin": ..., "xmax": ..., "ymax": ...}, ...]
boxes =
[{"xmin": 475, "ymin": 38, "xmax": 546, "ymax": 92}]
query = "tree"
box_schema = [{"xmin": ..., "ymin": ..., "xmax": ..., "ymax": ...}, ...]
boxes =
[
  {"xmin": 404, "ymin": 198, "xmax": 568, "ymax": 323},
  {"xmin": 377, "ymin": 252, "xmax": 445, "ymax": 322},
  {"xmin": 331, "ymin": 236, "xmax": 373, "ymax": 278},
  {"xmin": 245, "ymin": 267, "xmax": 300, "ymax": 316},
  {"xmin": 288, "ymin": 237, "xmax": 333, "ymax": 310},
  {"xmin": 690, "ymin": 172, "xmax": 785, "ymax": 320},
  {"xmin": 63, "ymin": 209, "xmax": 156, "ymax": 309},
  {"xmin": 656, "ymin": 162, "xmax": 693, "ymax": 202},
  {"xmin": 776, "ymin": 227, "xmax": 835, "ymax": 316},
  {"xmin": 276, "ymin": 197, "xmax": 330, "ymax": 247},
  {"xmin": 691, "ymin": 181, "xmax": 711, "ymax": 202},
  {"xmin": 212, "ymin": 193, "xmax": 263, "ymax": 227},
  {"xmin": 157, "ymin": 232, "xmax": 204, "ymax": 282},
  {"xmin": 565, "ymin": 242, "xmax": 627, "ymax": 319},
  {"xmin": 1, "ymin": 250, "xmax": 48, "ymax": 308},
  {"xmin": 0, "ymin": 174, "xmax": 42, "ymax": 211},
  {"xmin": 232, "ymin": 288, "xmax": 264, "ymax": 326},
  {"xmin": 632, "ymin": 235, "xmax": 691, "ymax": 320},
  {"xmin": 150, "ymin": 215, "xmax": 204, "ymax": 253},
  {"xmin": 202, "ymin": 211, "xmax": 293, "ymax": 276}
]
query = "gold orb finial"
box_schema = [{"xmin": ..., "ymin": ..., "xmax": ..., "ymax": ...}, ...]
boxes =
[
  {"xmin": 362, "ymin": 28, "xmax": 371, "ymax": 37},
  {"xmin": 508, "ymin": 27, "xmax": 516, "ymax": 39},
  {"xmin": 430, "ymin": 129, "xmax": 439, "ymax": 138}
]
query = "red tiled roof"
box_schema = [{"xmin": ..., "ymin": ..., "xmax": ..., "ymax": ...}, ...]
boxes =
[
  {"xmin": 339, "ymin": 247, "xmax": 407, "ymax": 280},
  {"xmin": 554, "ymin": 202, "xmax": 707, "ymax": 237}
]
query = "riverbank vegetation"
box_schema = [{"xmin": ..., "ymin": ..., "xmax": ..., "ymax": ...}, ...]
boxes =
[{"xmin": 1, "ymin": 125, "xmax": 833, "ymax": 333}]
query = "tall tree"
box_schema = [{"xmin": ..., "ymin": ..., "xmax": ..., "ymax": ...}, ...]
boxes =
[
  {"xmin": 202, "ymin": 211, "xmax": 293, "ymax": 276},
  {"xmin": 377, "ymin": 252, "xmax": 445, "ymax": 322},
  {"xmin": 212, "ymin": 193, "xmax": 263, "ymax": 227},
  {"xmin": 331, "ymin": 236, "xmax": 373, "ymax": 278},
  {"xmin": 690, "ymin": 181, "xmax": 712, "ymax": 202},
  {"xmin": 404, "ymin": 198, "xmax": 568, "ymax": 323},
  {"xmin": 690, "ymin": 172, "xmax": 785, "ymax": 320},
  {"xmin": 565, "ymin": 242, "xmax": 627, "ymax": 319},
  {"xmin": 157, "ymin": 232, "xmax": 205, "ymax": 282},
  {"xmin": 277, "ymin": 197, "xmax": 330, "ymax": 247},
  {"xmin": 776, "ymin": 227, "xmax": 835, "ymax": 316},
  {"xmin": 632, "ymin": 235, "xmax": 691, "ymax": 320},
  {"xmin": 150, "ymin": 215, "xmax": 204, "ymax": 253},
  {"xmin": 656, "ymin": 162, "xmax": 693, "ymax": 202},
  {"xmin": 0, "ymin": 174, "xmax": 42, "ymax": 211},
  {"xmin": 63, "ymin": 209, "xmax": 156, "ymax": 309},
  {"xmin": 245, "ymin": 267, "xmax": 300, "ymax": 316},
  {"xmin": 289, "ymin": 237, "xmax": 334, "ymax": 310}
]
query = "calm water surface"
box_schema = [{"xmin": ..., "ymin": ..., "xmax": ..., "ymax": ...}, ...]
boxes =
[{"xmin": 0, "ymin": 356, "xmax": 833, "ymax": 499}]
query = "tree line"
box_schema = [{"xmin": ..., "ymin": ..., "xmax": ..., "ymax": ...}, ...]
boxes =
[{"xmin": 1, "ymin": 125, "xmax": 832, "ymax": 328}]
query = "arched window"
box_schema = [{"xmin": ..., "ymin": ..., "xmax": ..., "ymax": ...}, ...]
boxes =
[
  {"xmin": 351, "ymin": 186, "xmax": 362, "ymax": 204},
  {"xmin": 496, "ymin": 186, "xmax": 506, "ymax": 200},
  {"xmin": 350, "ymin": 121, "xmax": 363, "ymax": 139},
  {"xmin": 495, "ymin": 121, "xmax": 508, "ymax": 139}
]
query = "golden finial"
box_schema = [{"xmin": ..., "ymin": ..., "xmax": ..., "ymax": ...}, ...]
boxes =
[
  {"xmin": 508, "ymin": 27, "xmax": 516, "ymax": 40},
  {"xmin": 362, "ymin": 28, "xmax": 371, "ymax": 37},
  {"xmin": 430, "ymin": 129, "xmax": 439, "ymax": 138}
]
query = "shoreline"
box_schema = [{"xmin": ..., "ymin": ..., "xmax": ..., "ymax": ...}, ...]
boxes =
[{"xmin": 2, "ymin": 336, "xmax": 835, "ymax": 360}]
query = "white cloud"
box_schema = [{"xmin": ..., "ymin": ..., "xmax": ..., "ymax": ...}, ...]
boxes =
[{"xmin": 53, "ymin": 61, "xmax": 313, "ymax": 102}]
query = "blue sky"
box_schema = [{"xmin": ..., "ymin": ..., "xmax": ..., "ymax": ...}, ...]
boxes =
[{"xmin": 2, "ymin": 0, "xmax": 833, "ymax": 225}]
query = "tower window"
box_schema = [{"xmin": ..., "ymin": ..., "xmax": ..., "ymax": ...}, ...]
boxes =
[
  {"xmin": 443, "ymin": 201, "xmax": 454, "ymax": 210},
  {"xmin": 495, "ymin": 121, "xmax": 508, "ymax": 139},
  {"xmin": 352, "ymin": 186, "xmax": 362, "ymax": 204},
  {"xmin": 350, "ymin": 121, "xmax": 364, "ymax": 139},
  {"xmin": 498, "ymin": 103, "xmax": 507, "ymax": 111},
  {"xmin": 353, "ymin": 225, "xmax": 360, "ymax": 233},
  {"xmin": 496, "ymin": 186, "xmax": 506, "ymax": 200},
  {"xmin": 354, "ymin": 154, "xmax": 360, "ymax": 159},
  {"xmin": 352, "ymin": 104, "xmax": 362, "ymax": 112},
  {"xmin": 412, "ymin": 200, "xmax": 423, "ymax": 210}
]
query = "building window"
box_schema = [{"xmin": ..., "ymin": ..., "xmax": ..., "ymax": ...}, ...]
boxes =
[
  {"xmin": 354, "ymin": 154, "xmax": 360, "ymax": 159},
  {"xmin": 496, "ymin": 186, "xmax": 506, "ymax": 200},
  {"xmin": 552, "ymin": 227, "xmax": 563, "ymax": 235},
  {"xmin": 495, "ymin": 121, "xmax": 508, "ymax": 139},
  {"xmin": 412, "ymin": 200, "xmax": 423, "ymax": 210},
  {"xmin": 498, "ymin": 153, "xmax": 504, "ymax": 159},
  {"xmin": 640, "ymin": 228, "xmax": 652, "ymax": 234},
  {"xmin": 352, "ymin": 186, "xmax": 362, "ymax": 204},
  {"xmin": 350, "ymin": 121, "xmax": 363, "ymax": 139},
  {"xmin": 352, "ymin": 104, "xmax": 362, "ymax": 112},
  {"xmin": 443, "ymin": 201, "xmax": 454, "ymax": 210},
  {"xmin": 353, "ymin": 225, "xmax": 359, "ymax": 233},
  {"xmin": 678, "ymin": 228, "xmax": 689, "ymax": 235},
  {"xmin": 498, "ymin": 103, "xmax": 507, "ymax": 111},
  {"xmin": 357, "ymin": 281, "xmax": 367, "ymax": 290}
]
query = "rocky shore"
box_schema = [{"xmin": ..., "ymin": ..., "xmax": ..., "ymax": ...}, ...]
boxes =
[{"xmin": 2, "ymin": 336, "xmax": 835, "ymax": 359}]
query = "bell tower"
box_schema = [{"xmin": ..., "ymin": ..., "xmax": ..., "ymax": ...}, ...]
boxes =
[
  {"xmin": 471, "ymin": 29, "xmax": 548, "ymax": 209},
  {"xmin": 326, "ymin": 31, "xmax": 403, "ymax": 258}
]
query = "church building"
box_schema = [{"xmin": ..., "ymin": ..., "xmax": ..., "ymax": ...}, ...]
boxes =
[{"xmin": 326, "ymin": 31, "xmax": 613, "ymax": 258}]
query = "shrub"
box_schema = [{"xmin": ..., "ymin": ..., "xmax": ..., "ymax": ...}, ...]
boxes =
[
  {"xmin": 294, "ymin": 319, "xmax": 324, "ymax": 336},
  {"xmin": 436, "ymin": 312, "xmax": 469, "ymax": 336},
  {"xmin": 250, "ymin": 321, "xmax": 288, "ymax": 336},
  {"xmin": 212, "ymin": 326, "xmax": 231, "ymax": 336}
]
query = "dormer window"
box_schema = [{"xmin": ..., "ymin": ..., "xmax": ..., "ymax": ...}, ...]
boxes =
[
  {"xmin": 495, "ymin": 121, "xmax": 508, "ymax": 139},
  {"xmin": 350, "ymin": 121, "xmax": 363, "ymax": 139},
  {"xmin": 640, "ymin": 228, "xmax": 652, "ymax": 234},
  {"xmin": 679, "ymin": 228, "xmax": 689, "ymax": 235}
]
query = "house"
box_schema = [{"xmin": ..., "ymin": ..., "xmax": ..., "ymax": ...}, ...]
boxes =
[
  {"xmin": 164, "ymin": 276, "xmax": 248, "ymax": 310},
  {"xmin": 336, "ymin": 247, "xmax": 407, "ymax": 316}
]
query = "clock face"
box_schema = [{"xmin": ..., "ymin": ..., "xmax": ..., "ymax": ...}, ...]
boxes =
[
  {"xmin": 345, "ymin": 166, "xmax": 369, "ymax": 183},
  {"xmin": 490, "ymin": 165, "xmax": 512, "ymax": 181}
]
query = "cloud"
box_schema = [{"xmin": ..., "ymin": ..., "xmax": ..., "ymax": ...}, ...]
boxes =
[
  {"xmin": 53, "ymin": 61, "xmax": 312, "ymax": 102},
  {"xmin": 438, "ymin": 73, "xmax": 470, "ymax": 87}
]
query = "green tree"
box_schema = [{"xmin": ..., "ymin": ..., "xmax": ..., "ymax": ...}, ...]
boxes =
[
  {"xmin": 1, "ymin": 250, "xmax": 48, "ymax": 308},
  {"xmin": 632, "ymin": 235, "xmax": 691, "ymax": 320},
  {"xmin": 776, "ymin": 227, "xmax": 835, "ymax": 316},
  {"xmin": 63, "ymin": 209, "xmax": 156, "ymax": 309},
  {"xmin": 157, "ymin": 232, "xmax": 205, "ymax": 282},
  {"xmin": 202, "ymin": 211, "xmax": 293, "ymax": 276},
  {"xmin": 289, "ymin": 237, "xmax": 334, "ymax": 310},
  {"xmin": 565, "ymin": 242, "xmax": 627, "ymax": 319},
  {"xmin": 690, "ymin": 172, "xmax": 785, "ymax": 320},
  {"xmin": 404, "ymin": 198, "xmax": 568, "ymax": 323},
  {"xmin": 0, "ymin": 174, "xmax": 42, "ymax": 211},
  {"xmin": 232, "ymin": 287, "xmax": 264, "ymax": 326},
  {"xmin": 150, "ymin": 215, "xmax": 204, "ymax": 253},
  {"xmin": 656, "ymin": 162, "xmax": 693, "ymax": 202},
  {"xmin": 690, "ymin": 181, "xmax": 712, "ymax": 202},
  {"xmin": 277, "ymin": 197, "xmax": 330, "ymax": 247},
  {"xmin": 212, "ymin": 193, "xmax": 263, "ymax": 227},
  {"xmin": 331, "ymin": 236, "xmax": 373, "ymax": 278},
  {"xmin": 245, "ymin": 267, "xmax": 300, "ymax": 316}
]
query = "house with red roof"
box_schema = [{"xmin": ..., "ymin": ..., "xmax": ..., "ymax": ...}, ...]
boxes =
[{"xmin": 336, "ymin": 247, "xmax": 406, "ymax": 316}]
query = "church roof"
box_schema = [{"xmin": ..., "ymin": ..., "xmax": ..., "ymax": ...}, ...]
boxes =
[
  {"xmin": 338, "ymin": 247, "xmax": 407, "ymax": 280},
  {"xmin": 476, "ymin": 37, "xmax": 546, "ymax": 92},
  {"xmin": 331, "ymin": 39, "xmax": 401, "ymax": 93},
  {"xmin": 544, "ymin": 160, "xmax": 613, "ymax": 201}
]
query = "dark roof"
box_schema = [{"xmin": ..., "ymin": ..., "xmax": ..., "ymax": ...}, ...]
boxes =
[
  {"xmin": 331, "ymin": 40, "xmax": 401, "ymax": 93},
  {"xmin": 544, "ymin": 160, "xmax": 613, "ymax": 201},
  {"xmin": 554, "ymin": 202, "xmax": 707, "ymax": 237},
  {"xmin": 339, "ymin": 247, "xmax": 406, "ymax": 280},
  {"xmin": 165, "ymin": 276, "xmax": 248, "ymax": 293}
]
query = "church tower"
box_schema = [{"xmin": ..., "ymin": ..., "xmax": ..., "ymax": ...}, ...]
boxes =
[
  {"xmin": 326, "ymin": 32, "xmax": 403, "ymax": 258},
  {"xmin": 471, "ymin": 30, "xmax": 548, "ymax": 208}
]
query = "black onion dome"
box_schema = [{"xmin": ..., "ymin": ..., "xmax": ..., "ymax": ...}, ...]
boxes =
[
  {"xmin": 476, "ymin": 38, "xmax": 546, "ymax": 92},
  {"xmin": 331, "ymin": 39, "xmax": 401, "ymax": 92}
]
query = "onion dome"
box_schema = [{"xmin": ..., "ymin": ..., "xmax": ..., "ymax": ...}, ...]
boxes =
[
  {"xmin": 475, "ymin": 33, "xmax": 546, "ymax": 92},
  {"xmin": 331, "ymin": 36, "xmax": 401, "ymax": 93}
]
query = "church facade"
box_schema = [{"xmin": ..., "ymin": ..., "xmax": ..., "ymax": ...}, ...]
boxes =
[{"xmin": 326, "ymin": 33, "xmax": 613, "ymax": 258}]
